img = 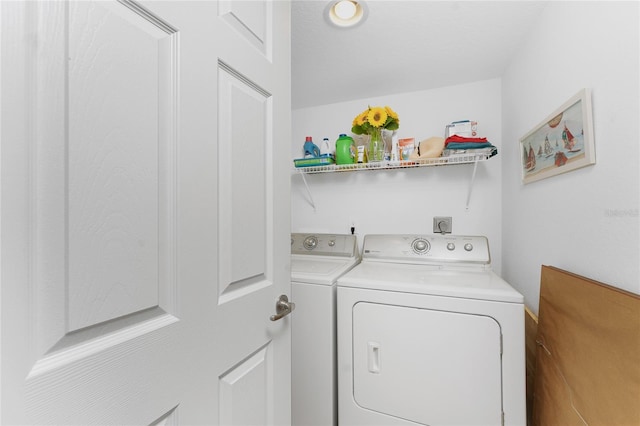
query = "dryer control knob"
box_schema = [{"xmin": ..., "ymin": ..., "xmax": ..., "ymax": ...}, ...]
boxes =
[
  {"xmin": 464, "ymin": 243, "xmax": 473, "ymax": 251},
  {"xmin": 328, "ymin": 239, "xmax": 336, "ymax": 247},
  {"xmin": 412, "ymin": 238, "xmax": 431, "ymax": 254},
  {"xmin": 303, "ymin": 236, "xmax": 318, "ymax": 250},
  {"xmin": 446, "ymin": 243, "xmax": 455, "ymax": 251}
]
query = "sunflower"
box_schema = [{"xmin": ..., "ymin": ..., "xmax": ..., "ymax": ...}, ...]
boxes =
[
  {"xmin": 353, "ymin": 111, "xmax": 368, "ymax": 127},
  {"xmin": 385, "ymin": 106, "xmax": 399, "ymax": 122},
  {"xmin": 367, "ymin": 107, "xmax": 388, "ymax": 128},
  {"xmin": 351, "ymin": 105, "xmax": 400, "ymax": 135}
]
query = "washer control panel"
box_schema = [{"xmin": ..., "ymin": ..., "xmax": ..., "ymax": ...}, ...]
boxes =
[
  {"xmin": 291, "ymin": 233, "xmax": 358, "ymax": 258},
  {"xmin": 362, "ymin": 234, "xmax": 490, "ymax": 265}
]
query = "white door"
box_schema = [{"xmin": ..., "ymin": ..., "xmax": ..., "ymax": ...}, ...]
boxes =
[{"xmin": 0, "ymin": 1, "xmax": 292, "ymax": 424}]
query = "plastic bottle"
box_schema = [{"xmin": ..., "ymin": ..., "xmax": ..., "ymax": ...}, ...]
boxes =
[
  {"xmin": 303, "ymin": 136, "xmax": 320, "ymax": 158},
  {"xmin": 390, "ymin": 130, "xmax": 399, "ymax": 162},
  {"xmin": 320, "ymin": 137, "xmax": 331, "ymax": 156},
  {"xmin": 335, "ymin": 134, "xmax": 356, "ymax": 165}
]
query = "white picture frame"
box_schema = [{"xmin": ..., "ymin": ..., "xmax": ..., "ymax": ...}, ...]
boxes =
[{"xmin": 520, "ymin": 88, "xmax": 595, "ymax": 184}]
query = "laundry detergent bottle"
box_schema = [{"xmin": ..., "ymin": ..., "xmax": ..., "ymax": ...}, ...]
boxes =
[
  {"xmin": 335, "ymin": 134, "xmax": 356, "ymax": 165},
  {"xmin": 303, "ymin": 136, "xmax": 320, "ymax": 158}
]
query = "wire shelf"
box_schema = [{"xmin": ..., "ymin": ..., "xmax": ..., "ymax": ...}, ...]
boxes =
[{"xmin": 292, "ymin": 149, "xmax": 496, "ymax": 174}]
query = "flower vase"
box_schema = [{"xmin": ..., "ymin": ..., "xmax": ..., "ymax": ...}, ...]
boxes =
[{"xmin": 367, "ymin": 128, "xmax": 385, "ymax": 163}]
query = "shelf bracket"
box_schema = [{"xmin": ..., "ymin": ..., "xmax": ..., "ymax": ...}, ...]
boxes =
[
  {"xmin": 465, "ymin": 158, "xmax": 480, "ymax": 211},
  {"xmin": 298, "ymin": 172, "xmax": 317, "ymax": 212}
]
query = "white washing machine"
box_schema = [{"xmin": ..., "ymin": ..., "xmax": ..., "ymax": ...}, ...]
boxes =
[
  {"xmin": 291, "ymin": 233, "xmax": 360, "ymax": 426},
  {"xmin": 337, "ymin": 234, "xmax": 525, "ymax": 426}
]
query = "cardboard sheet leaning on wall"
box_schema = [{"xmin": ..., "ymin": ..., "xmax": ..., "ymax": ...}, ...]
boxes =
[
  {"xmin": 524, "ymin": 306, "xmax": 538, "ymax": 425},
  {"xmin": 532, "ymin": 266, "xmax": 640, "ymax": 425}
]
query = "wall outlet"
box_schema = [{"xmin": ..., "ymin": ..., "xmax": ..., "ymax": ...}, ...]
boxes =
[
  {"xmin": 433, "ymin": 217, "xmax": 452, "ymax": 234},
  {"xmin": 349, "ymin": 219, "xmax": 356, "ymax": 235}
]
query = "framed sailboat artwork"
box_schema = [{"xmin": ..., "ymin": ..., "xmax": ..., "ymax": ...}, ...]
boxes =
[{"xmin": 520, "ymin": 88, "xmax": 595, "ymax": 184}]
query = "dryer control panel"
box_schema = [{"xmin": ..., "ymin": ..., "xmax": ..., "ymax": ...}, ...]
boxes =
[{"xmin": 362, "ymin": 234, "xmax": 490, "ymax": 265}]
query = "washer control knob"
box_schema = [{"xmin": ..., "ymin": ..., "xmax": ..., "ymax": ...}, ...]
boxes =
[
  {"xmin": 303, "ymin": 236, "xmax": 318, "ymax": 250},
  {"xmin": 328, "ymin": 239, "xmax": 336, "ymax": 247},
  {"xmin": 464, "ymin": 243, "xmax": 473, "ymax": 252},
  {"xmin": 411, "ymin": 238, "xmax": 430, "ymax": 254},
  {"xmin": 446, "ymin": 243, "xmax": 456, "ymax": 251}
]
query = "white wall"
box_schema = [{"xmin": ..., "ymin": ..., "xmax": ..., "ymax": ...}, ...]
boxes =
[
  {"xmin": 291, "ymin": 79, "xmax": 505, "ymax": 273},
  {"xmin": 501, "ymin": 1, "xmax": 640, "ymax": 314}
]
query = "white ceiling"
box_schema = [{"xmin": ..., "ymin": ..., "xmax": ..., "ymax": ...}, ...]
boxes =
[{"xmin": 291, "ymin": 1, "xmax": 549, "ymax": 109}]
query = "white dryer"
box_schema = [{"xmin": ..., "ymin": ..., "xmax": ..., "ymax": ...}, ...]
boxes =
[
  {"xmin": 291, "ymin": 233, "xmax": 359, "ymax": 426},
  {"xmin": 337, "ymin": 234, "xmax": 525, "ymax": 426}
]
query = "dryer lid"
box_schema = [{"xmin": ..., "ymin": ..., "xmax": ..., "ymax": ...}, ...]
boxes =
[{"xmin": 338, "ymin": 262, "xmax": 524, "ymax": 303}]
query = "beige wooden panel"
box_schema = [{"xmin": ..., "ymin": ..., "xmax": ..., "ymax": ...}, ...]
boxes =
[
  {"xmin": 525, "ymin": 306, "xmax": 538, "ymax": 426},
  {"xmin": 533, "ymin": 266, "xmax": 640, "ymax": 426}
]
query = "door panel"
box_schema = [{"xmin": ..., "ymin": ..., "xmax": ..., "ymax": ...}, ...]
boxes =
[
  {"xmin": 218, "ymin": 63, "xmax": 270, "ymax": 303},
  {"xmin": 15, "ymin": 2, "xmax": 180, "ymax": 423},
  {"xmin": 1, "ymin": 0, "xmax": 291, "ymax": 424},
  {"xmin": 218, "ymin": 1, "xmax": 270, "ymax": 57},
  {"xmin": 151, "ymin": 408, "xmax": 179, "ymax": 426},
  {"xmin": 29, "ymin": 0, "xmax": 178, "ymax": 356},
  {"xmin": 219, "ymin": 344, "xmax": 273, "ymax": 425},
  {"xmin": 66, "ymin": 0, "xmax": 177, "ymax": 331},
  {"xmin": 212, "ymin": 2, "xmax": 292, "ymax": 423}
]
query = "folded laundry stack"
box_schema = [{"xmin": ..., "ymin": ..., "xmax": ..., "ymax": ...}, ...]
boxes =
[{"xmin": 442, "ymin": 135, "xmax": 497, "ymax": 158}]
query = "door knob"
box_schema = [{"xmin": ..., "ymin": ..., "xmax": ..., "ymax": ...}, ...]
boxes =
[{"xmin": 270, "ymin": 295, "xmax": 295, "ymax": 321}]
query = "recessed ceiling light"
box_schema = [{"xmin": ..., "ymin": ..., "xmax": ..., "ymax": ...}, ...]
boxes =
[
  {"xmin": 325, "ymin": 1, "xmax": 367, "ymax": 29},
  {"xmin": 334, "ymin": 0, "xmax": 356, "ymax": 19}
]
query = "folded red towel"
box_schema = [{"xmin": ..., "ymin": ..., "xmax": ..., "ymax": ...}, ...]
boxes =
[{"xmin": 445, "ymin": 135, "xmax": 488, "ymax": 146}]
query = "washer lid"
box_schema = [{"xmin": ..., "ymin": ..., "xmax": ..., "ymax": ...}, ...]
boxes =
[
  {"xmin": 337, "ymin": 262, "xmax": 523, "ymax": 303},
  {"xmin": 291, "ymin": 255, "xmax": 360, "ymax": 285}
]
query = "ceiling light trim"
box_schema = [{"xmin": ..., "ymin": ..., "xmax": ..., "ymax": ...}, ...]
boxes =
[{"xmin": 324, "ymin": 1, "xmax": 368, "ymax": 29}]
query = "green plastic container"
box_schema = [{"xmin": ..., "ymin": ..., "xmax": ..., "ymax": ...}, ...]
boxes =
[{"xmin": 335, "ymin": 134, "xmax": 356, "ymax": 165}]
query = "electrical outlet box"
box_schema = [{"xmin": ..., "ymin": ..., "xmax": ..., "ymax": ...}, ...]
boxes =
[
  {"xmin": 349, "ymin": 219, "xmax": 356, "ymax": 235},
  {"xmin": 433, "ymin": 217, "xmax": 452, "ymax": 234}
]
